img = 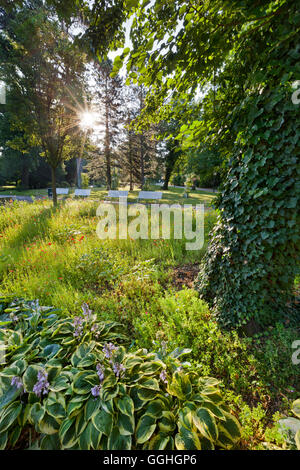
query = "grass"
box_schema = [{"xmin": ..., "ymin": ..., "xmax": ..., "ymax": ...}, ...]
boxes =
[{"xmin": 0, "ymin": 197, "xmax": 299, "ymax": 449}]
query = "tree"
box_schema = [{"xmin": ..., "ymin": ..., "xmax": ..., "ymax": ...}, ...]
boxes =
[
  {"xmin": 89, "ymin": 60, "xmax": 123, "ymax": 190},
  {"xmin": 105, "ymin": 0, "xmax": 300, "ymax": 328},
  {"xmin": 0, "ymin": 2, "xmax": 88, "ymax": 204}
]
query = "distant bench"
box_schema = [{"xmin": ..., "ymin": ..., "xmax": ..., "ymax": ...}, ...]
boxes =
[
  {"xmin": 56, "ymin": 188, "xmax": 69, "ymax": 195},
  {"xmin": 74, "ymin": 189, "xmax": 91, "ymax": 197},
  {"xmin": 107, "ymin": 190, "xmax": 128, "ymax": 198},
  {"xmin": 137, "ymin": 191, "xmax": 163, "ymax": 202}
]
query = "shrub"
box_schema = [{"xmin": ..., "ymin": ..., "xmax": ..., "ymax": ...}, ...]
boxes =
[{"xmin": 0, "ymin": 296, "xmax": 241, "ymax": 450}]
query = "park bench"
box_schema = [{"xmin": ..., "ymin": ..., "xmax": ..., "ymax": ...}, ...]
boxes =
[
  {"xmin": 56, "ymin": 188, "xmax": 69, "ymax": 195},
  {"xmin": 74, "ymin": 189, "xmax": 91, "ymax": 197},
  {"xmin": 137, "ymin": 191, "xmax": 163, "ymax": 202},
  {"xmin": 105, "ymin": 190, "xmax": 129, "ymax": 204},
  {"xmin": 107, "ymin": 190, "xmax": 129, "ymax": 198}
]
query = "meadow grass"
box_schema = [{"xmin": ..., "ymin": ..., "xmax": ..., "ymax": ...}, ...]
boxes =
[{"xmin": 0, "ymin": 197, "xmax": 299, "ymax": 449}]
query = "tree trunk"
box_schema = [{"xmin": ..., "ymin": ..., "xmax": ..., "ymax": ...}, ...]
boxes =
[
  {"xmin": 21, "ymin": 161, "xmax": 29, "ymax": 189},
  {"xmin": 163, "ymin": 165, "xmax": 172, "ymax": 190},
  {"xmin": 140, "ymin": 133, "xmax": 145, "ymax": 189},
  {"xmin": 51, "ymin": 166, "xmax": 57, "ymax": 206}
]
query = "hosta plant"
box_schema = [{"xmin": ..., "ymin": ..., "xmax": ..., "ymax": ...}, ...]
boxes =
[{"xmin": 0, "ymin": 296, "xmax": 241, "ymax": 450}]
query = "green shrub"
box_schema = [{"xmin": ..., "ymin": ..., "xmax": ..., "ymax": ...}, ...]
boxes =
[{"xmin": 0, "ymin": 296, "xmax": 241, "ymax": 450}]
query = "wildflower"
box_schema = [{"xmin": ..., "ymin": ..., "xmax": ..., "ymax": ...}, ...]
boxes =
[
  {"xmin": 33, "ymin": 369, "xmax": 49, "ymax": 397},
  {"xmin": 73, "ymin": 316, "xmax": 84, "ymax": 337},
  {"xmin": 112, "ymin": 362, "xmax": 126, "ymax": 378},
  {"xmin": 96, "ymin": 364, "xmax": 105, "ymax": 382},
  {"xmin": 82, "ymin": 302, "xmax": 92, "ymax": 319},
  {"xmin": 11, "ymin": 376, "xmax": 23, "ymax": 391},
  {"xmin": 91, "ymin": 385, "xmax": 101, "ymax": 397},
  {"xmin": 160, "ymin": 370, "xmax": 168, "ymax": 384},
  {"xmin": 103, "ymin": 342, "xmax": 118, "ymax": 359}
]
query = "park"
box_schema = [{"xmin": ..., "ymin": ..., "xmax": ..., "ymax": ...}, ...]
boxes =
[{"xmin": 0, "ymin": 0, "xmax": 299, "ymax": 453}]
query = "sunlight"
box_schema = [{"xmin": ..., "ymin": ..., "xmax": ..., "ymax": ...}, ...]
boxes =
[{"xmin": 80, "ymin": 111, "xmax": 98, "ymax": 130}]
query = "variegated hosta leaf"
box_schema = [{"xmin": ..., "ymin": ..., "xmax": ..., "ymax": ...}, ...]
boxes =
[
  {"xmin": 136, "ymin": 414, "xmax": 156, "ymax": 443},
  {"xmin": 295, "ymin": 429, "xmax": 300, "ymax": 450},
  {"xmin": 167, "ymin": 371, "xmax": 192, "ymax": 400},
  {"xmin": 92, "ymin": 408, "xmax": 113, "ymax": 436},
  {"xmin": 148, "ymin": 433, "xmax": 173, "ymax": 450},
  {"xmin": 175, "ymin": 424, "xmax": 201, "ymax": 450},
  {"xmin": 192, "ymin": 408, "xmax": 218, "ymax": 442},
  {"xmin": 158, "ymin": 411, "xmax": 176, "ymax": 433},
  {"xmin": 116, "ymin": 395, "xmax": 134, "ymax": 417},
  {"xmin": 0, "ymin": 401, "xmax": 22, "ymax": 434},
  {"xmin": 217, "ymin": 411, "xmax": 241, "ymax": 448},
  {"xmin": 107, "ymin": 426, "xmax": 132, "ymax": 450}
]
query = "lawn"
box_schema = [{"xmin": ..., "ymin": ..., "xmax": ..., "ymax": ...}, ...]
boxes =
[
  {"xmin": 0, "ymin": 197, "xmax": 299, "ymax": 450},
  {"xmin": 0, "ymin": 185, "xmax": 217, "ymax": 208}
]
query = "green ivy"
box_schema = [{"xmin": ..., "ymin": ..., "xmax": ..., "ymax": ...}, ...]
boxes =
[{"xmin": 196, "ymin": 32, "xmax": 300, "ymax": 328}]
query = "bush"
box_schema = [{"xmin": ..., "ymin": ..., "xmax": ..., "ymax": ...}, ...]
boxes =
[
  {"xmin": 0, "ymin": 296, "xmax": 241, "ymax": 450},
  {"xmin": 81, "ymin": 174, "xmax": 89, "ymax": 189}
]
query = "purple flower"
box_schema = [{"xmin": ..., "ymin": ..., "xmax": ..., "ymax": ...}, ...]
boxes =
[
  {"xmin": 96, "ymin": 364, "xmax": 105, "ymax": 382},
  {"xmin": 73, "ymin": 316, "xmax": 84, "ymax": 337},
  {"xmin": 103, "ymin": 342, "xmax": 118, "ymax": 359},
  {"xmin": 33, "ymin": 369, "xmax": 49, "ymax": 397},
  {"xmin": 11, "ymin": 376, "xmax": 23, "ymax": 391},
  {"xmin": 91, "ymin": 385, "xmax": 101, "ymax": 397},
  {"xmin": 82, "ymin": 303, "xmax": 92, "ymax": 319},
  {"xmin": 160, "ymin": 370, "xmax": 168, "ymax": 384},
  {"xmin": 112, "ymin": 362, "xmax": 126, "ymax": 378}
]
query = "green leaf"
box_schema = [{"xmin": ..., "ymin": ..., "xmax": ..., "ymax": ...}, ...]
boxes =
[
  {"xmin": 107, "ymin": 426, "xmax": 132, "ymax": 450},
  {"xmin": 193, "ymin": 408, "xmax": 218, "ymax": 442},
  {"xmin": 0, "ymin": 385, "xmax": 21, "ymax": 411},
  {"xmin": 136, "ymin": 414, "xmax": 156, "ymax": 444},
  {"xmin": 116, "ymin": 395, "xmax": 134, "ymax": 417},
  {"xmin": 23, "ymin": 365, "xmax": 42, "ymax": 393},
  {"xmin": 0, "ymin": 431, "xmax": 8, "ymax": 450},
  {"xmin": 117, "ymin": 412, "xmax": 134, "ymax": 436},
  {"xmin": 78, "ymin": 420, "xmax": 92, "ymax": 450},
  {"xmin": 295, "ymin": 429, "xmax": 300, "ymax": 450},
  {"xmin": 0, "ymin": 401, "xmax": 22, "ymax": 434},
  {"xmin": 145, "ymin": 399, "xmax": 165, "ymax": 418},
  {"xmin": 218, "ymin": 411, "xmax": 241, "ymax": 444},
  {"xmin": 45, "ymin": 393, "xmax": 66, "ymax": 420},
  {"xmin": 167, "ymin": 371, "xmax": 192, "ymax": 400},
  {"xmin": 9, "ymin": 425, "xmax": 21, "ymax": 447},
  {"xmin": 38, "ymin": 412, "xmax": 61, "ymax": 435},
  {"xmin": 92, "ymin": 408, "xmax": 113, "ymax": 436},
  {"xmin": 40, "ymin": 433, "xmax": 60, "ymax": 450},
  {"xmin": 29, "ymin": 402, "xmax": 45, "ymax": 425},
  {"xmin": 59, "ymin": 417, "xmax": 77, "ymax": 448},
  {"xmin": 148, "ymin": 433, "xmax": 172, "ymax": 450},
  {"xmin": 85, "ymin": 397, "xmax": 100, "ymax": 420},
  {"xmin": 175, "ymin": 424, "xmax": 201, "ymax": 450},
  {"xmin": 169, "ymin": 348, "xmax": 192, "ymax": 359},
  {"xmin": 158, "ymin": 411, "xmax": 176, "ymax": 433}
]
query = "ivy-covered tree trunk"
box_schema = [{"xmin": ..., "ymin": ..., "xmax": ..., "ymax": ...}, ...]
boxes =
[{"xmin": 196, "ymin": 34, "xmax": 300, "ymax": 330}]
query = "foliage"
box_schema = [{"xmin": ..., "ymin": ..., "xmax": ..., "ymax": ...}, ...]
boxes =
[
  {"xmin": 196, "ymin": 34, "xmax": 300, "ymax": 328},
  {"xmin": 0, "ymin": 296, "xmax": 241, "ymax": 450},
  {"xmin": 107, "ymin": 0, "xmax": 300, "ymax": 327}
]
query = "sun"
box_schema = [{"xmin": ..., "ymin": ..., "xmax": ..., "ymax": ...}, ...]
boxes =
[{"xmin": 80, "ymin": 111, "xmax": 98, "ymax": 130}]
